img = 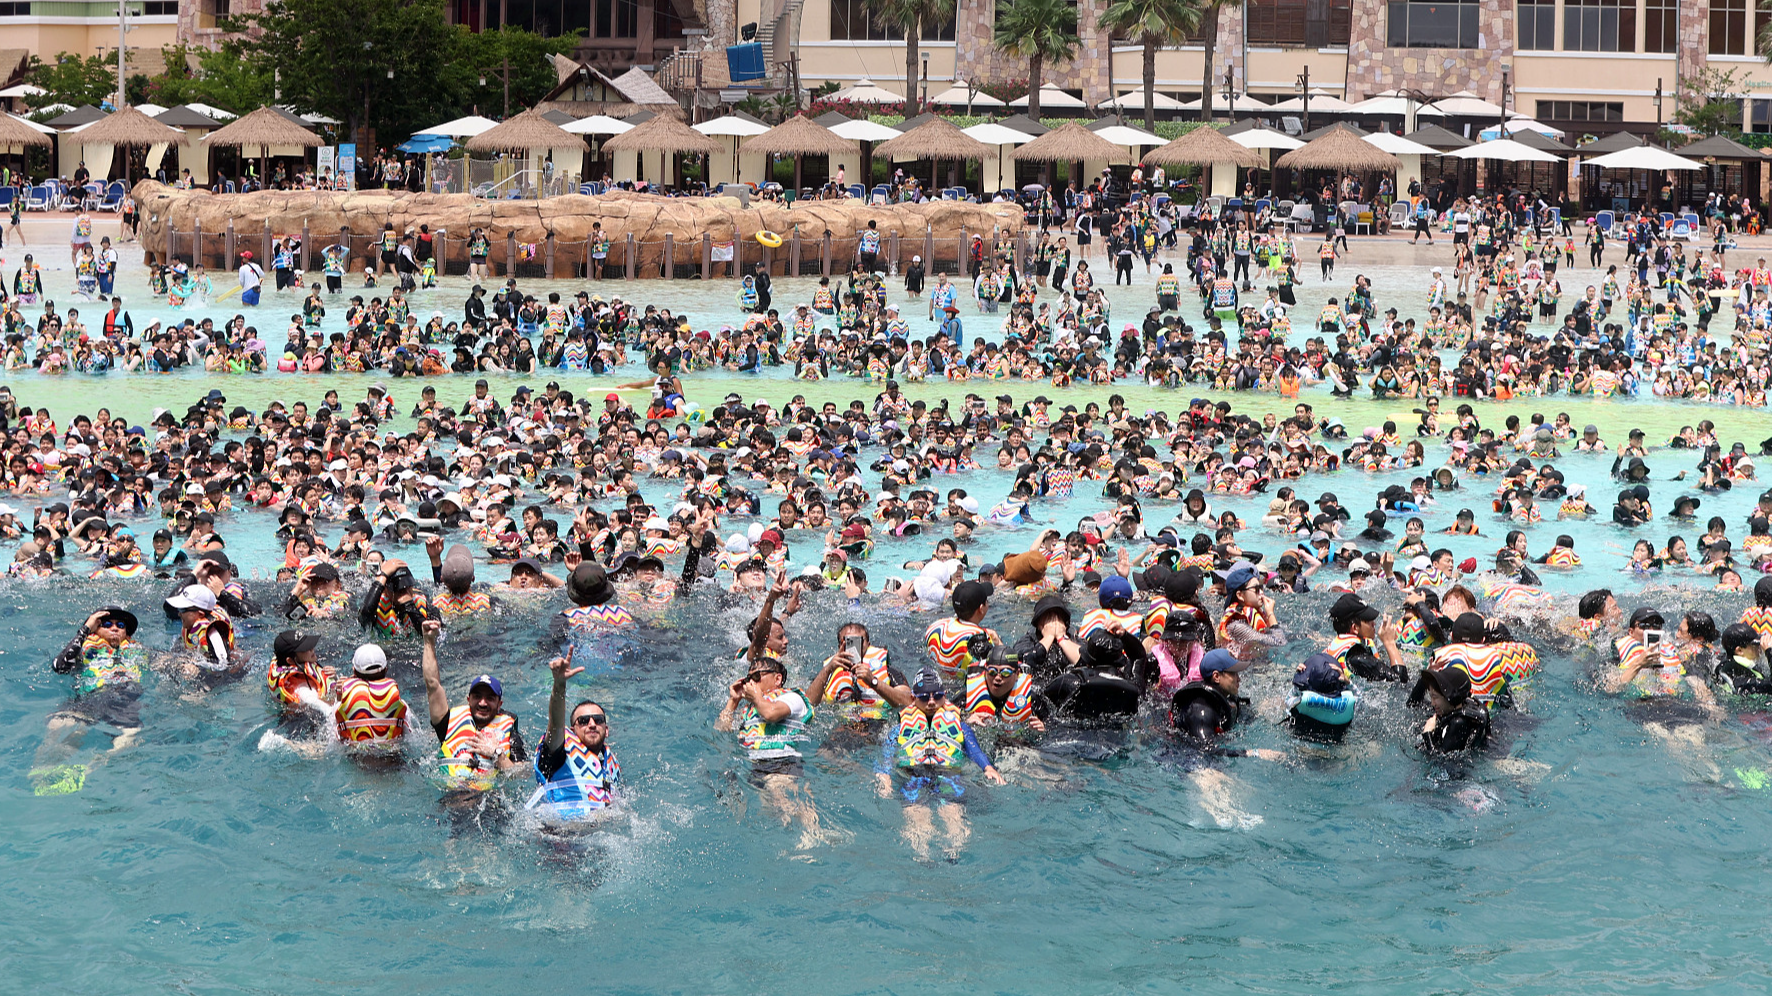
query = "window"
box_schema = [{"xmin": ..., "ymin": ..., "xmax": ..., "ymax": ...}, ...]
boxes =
[
  {"xmin": 140, "ymin": 0, "xmax": 176, "ymax": 13},
  {"xmin": 0, "ymin": 0, "xmax": 29, "ymax": 12},
  {"xmin": 1643, "ymin": 0, "xmax": 1676, "ymax": 53},
  {"xmin": 835, "ymin": 0, "xmax": 957, "ymax": 40},
  {"xmin": 1387, "ymin": 1, "xmax": 1480, "ymax": 49},
  {"xmin": 1305, "ymin": 0, "xmax": 1352, "ymax": 47},
  {"xmin": 1534, "ymin": 100, "xmax": 1624, "ymax": 122},
  {"xmin": 1248, "ymin": 0, "xmax": 1309, "ymax": 45},
  {"xmin": 1564, "ymin": 0, "xmax": 1633, "ymax": 52},
  {"xmin": 1711, "ymin": 0, "xmax": 1757, "ymax": 55},
  {"xmin": 1517, "ymin": 0, "xmax": 1553, "ymax": 50},
  {"xmin": 1750, "ymin": 99, "xmax": 1772, "ymax": 134}
]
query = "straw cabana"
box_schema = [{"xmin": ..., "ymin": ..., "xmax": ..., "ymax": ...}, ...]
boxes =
[
  {"xmin": 1274, "ymin": 126, "xmax": 1399, "ymax": 171},
  {"xmin": 1011, "ymin": 120, "xmax": 1128, "ymax": 162},
  {"xmin": 70, "ymin": 106, "xmax": 186, "ymax": 183},
  {"xmin": 465, "ymin": 109, "xmax": 589, "ymax": 196},
  {"xmin": 601, "ymin": 112, "xmax": 720, "ymax": 190},
  {"xmin": 201, "ymin": 106, "xmax": 320, "ymax": 185},
  {"xmin": 739, "ymin": 114, "xmax": 857, "ymax": 192},
  {"xmin": 1145, "ymin": 125, "xmax": 1266, "ymax": 200},
  {"xmin": 0, "ymin": 112, "xmax": 51, "ymax": 148},
  {"xmin": 876, "ymin": 116, "xmax": 994, "ymax": 194}
]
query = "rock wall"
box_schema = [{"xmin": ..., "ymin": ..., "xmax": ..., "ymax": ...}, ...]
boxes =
[
  {"xmin": 1344, "ymin": 0, "xmax": 1512, "ymax": 102},
  {"xmin": 131, "ymin": 182, "xmax": 1028, "ymax": 278}
]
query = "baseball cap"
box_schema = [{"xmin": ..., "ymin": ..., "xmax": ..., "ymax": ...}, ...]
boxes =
[
  {"xmin": 952, "ymin": 579, "xmax": 992, "ymax": 617},
  {"xmin": 469, "ymin": 674, "xmax": 503, "ymax": 697},
  {"xmin": 1098, "ymin": 574, "xmax": 1133, "ymax": 607},
  {"xmin": 273, "ymin": 629, "xmax": 320, "ymax": 662},
  {"xmin": 167, "ymin": 584, "xmax": 218, "ymax": 612},
  {"xmin": 352, "ymin": 643, "xmax": 389, "ymax": 677},
  {"xmin": 1329, "ymin": 593, "xmax": 1379, "ymax": 626},
  {"xmin": 1199, "ymin": 648, "xmax": 1253, "ymax": 678}
]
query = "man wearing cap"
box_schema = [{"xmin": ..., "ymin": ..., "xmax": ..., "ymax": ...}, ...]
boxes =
[
  {"xmin": 36, "ymin": 606, "xmax": 148, "ymax": 794},
  {"xmin": 266, "ymin": 630, "xmax": 335, "ymax": 714},
  {"xmin": 1080, "ymin": 572, "xmax": 1157, "ymax": 650},
  {"xmin": 333, "ymin": 643, "xmax": 409, "ymax": 746},
  {"xmin": 238, "ymin": 251, "xmax": 264, "ymax": 306},
  {"xmin": 717, "ymin": 618, "xmax": 823, "ymax": 844},
  {"xmin": 530, "ymin": 647, "xmax": 620, "ymax": 822},
  {"xmin": 926, "ymin": 579, "xmax": 1000, "ymax": 678},
  {"xmin": 421, "ymin": 620, "xmax": 525, "ymax": 791},
  {"xmin": 1171, "ymin": 648, "xmax": 1283, "ymax": 760},
  {"xmin": 551, "ymin": 562, "xmax": 635, "ymax": 642},
  {"xmin": 282, "ymin": 561, "xmax": 351, "ymax": 620},
  {"xmin": 1216, "ymin": 563, "xmax": 1287, "ymax": 662},
  {"xmin": 1427, "ymin": 612, "xmax": 1540, "ymax": 708},
  {"xmin": 359, "ymin": 557, "xmax": 436, "ymax": 638},
  {"xmin": 875, "ymin": 666, "xmax": 1004, "ymax": 860},
  {"xmin": 166, "ymin": 583, "xmax": 235, "ymax": 668},
  {"xmin": 1325, "ymin": 593, "xmax": 1410, "ymax": 682}
]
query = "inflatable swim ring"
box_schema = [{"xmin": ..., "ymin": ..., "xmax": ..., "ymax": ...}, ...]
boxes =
[{"xmin": 756, "ymin": 230, "xmax": 783, "ymax": 248}]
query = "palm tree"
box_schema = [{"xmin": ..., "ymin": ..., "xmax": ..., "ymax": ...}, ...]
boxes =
[
  {"xmin": 1196, "ymin": 0, "xmax": 1242, "ymax": 122},
  {"xmin": 993, "ymin": 0, "xmax": 1080, "ymax": 121},
  {"xmin": 868, "ymin": 0, "xmax": 956, "ymax": 119},
  {"xmin": 1099, "ymin": 0, "xmax": 1201, "ymax": 130}
]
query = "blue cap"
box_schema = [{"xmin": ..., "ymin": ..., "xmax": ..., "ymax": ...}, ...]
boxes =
[
  {"xmin": 1199, "ymin": 648, "xmax": 1253, "ymax": 678},
  {"xmin": 469, "ymin": 674, "xmax": 503, "ymax": 697},
  {"xmin": 1221, "ymin": 563, "xmax": 1258, "ymax": 602},
  {"xmin": 1292, "ymin": 652, "xmax": 1348, "ymax": 695},
  {"xmin": 1099, "ymin": 574, "xmax": 1134, "ymax": 607},
  {"xmin": 912, "ymin": 667, "xmax": 945, "ymax": 697}
]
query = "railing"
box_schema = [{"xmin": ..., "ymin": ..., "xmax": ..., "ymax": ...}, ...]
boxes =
[{"xmin": 656, "ymin": 48, "xmax": 702, "ymax": 97}]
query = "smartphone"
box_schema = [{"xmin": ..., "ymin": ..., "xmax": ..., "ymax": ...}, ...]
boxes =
[
  {"xmin": 844, "ymin": 635, "xmax": 864, "ymax": 657},
  {"xmin": 1642, "ymin": 629, "xmax": 1664, "ymax": 647}
]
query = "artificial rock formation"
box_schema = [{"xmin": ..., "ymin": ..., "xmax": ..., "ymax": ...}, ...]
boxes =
[{"xmin": 131, "ymin": 182, "xmax": 1027, "ymax": 277}]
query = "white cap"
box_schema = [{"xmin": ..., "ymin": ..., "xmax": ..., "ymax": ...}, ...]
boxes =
[
  {"xmin": 352, "ymin": 643, "xmax": 389, "ymax": 677},
  {"xmin": 1348, "ymin": 558, "xmax": 1372, "ymax": 575},
  {"xmin": 643, "ymin": 517, "xmax": 670, "ymax": 532},
  {"xmin": 167, "ymin": 584, "xmax": 217, "ymax": 612},
  {"xmin": 956, "ymin": 496, "xmax": 980, "ymax": 514},
  {"xmin": 725, "ymin": 534, "xmax": 751, "ymax": 553},
  {"xmin": 1410, "ymin": 555, "xmax": 1431, "ymax": 571},
  {"xmin": 329, "ymin": 459, "xmax": 348, "ymax": 471}
]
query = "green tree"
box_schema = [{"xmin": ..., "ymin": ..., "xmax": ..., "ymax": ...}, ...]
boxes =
[
  {"xmin": 1195, "ymin": 0, "xmax": 1239, "ymax": 122},
  {"xmin": 1099, "ymin": 0, "xmax": 1200, "ymax": 130},
  {"xmin": 24, "ymin": 53, "xmax": 118, "ymax": 111},
  {"xmin": 453, "ymin": 27, "xmax": 580, "ymax": 118},
  {"xmin": 1674, "ymin": 66, "xmax": 1745, "ymax": 139},
  {"xmin": 992, "ymin": 0, "xmax": 1079, "ymax": 121},
  {"xmin": 867, "ymin": 0, "xmax": 956, "ymax": 118}
]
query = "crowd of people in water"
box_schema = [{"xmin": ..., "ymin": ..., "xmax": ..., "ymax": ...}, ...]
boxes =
[{"xmin": 15, "ymin": 186, "xmax": 1772, "ymax": 851}]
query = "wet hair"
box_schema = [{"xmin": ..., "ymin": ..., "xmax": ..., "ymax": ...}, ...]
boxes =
[{"xmin": 1683, "ymin": 611, "xmax": 1718, "ymax": 645}]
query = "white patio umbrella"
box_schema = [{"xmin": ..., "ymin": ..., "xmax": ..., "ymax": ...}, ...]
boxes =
[
  {"xmin": 692, "ymin": 115, "xmax": 769, "ymax": 137},
  {"xmin": 1009, "ymin": 84, "xmax": 1088, "ymax": 109},
  {"xmin": 1488, "ymin": 118, "xmax": 1564, "ymax": 139},
  {"xmin": 132, "ymin": 103, "xmax": 168, "ymax": 117},
  {"xmin": 1364, "ymin": 131, "xmax": 1440, "ymax": 156},
  {"xmin": 828, "ymin": 118, "xmax": 902, "ymax": 142},
  {"xmin": 1347, "ymin": 95, "xmax": 1444, "ymax": 118},
  {"xmin": 417, "ymin": 114, "xmax": 500, "ymax": 138},
  {"xmin": 963, "ymin": 123, "xmax": 1037, "ymax": 145},
  {"xmin": 1432, "ymin": 94, "xmax": 1509, "ymax": 117},
  {"xmin": 0, "ymin": 83, "xmax": 48, "ymax": 99},
  {"xmin": 1585, "ymin": 146, "xmax": 1703, "ymax": 171},
  {"xmin": 1102, "ymin": 90, "xmax": 1188, "ymax": 111},
  {"xmin": 1227, "ymin": 127, "xmax": 1304, "ymax": 150},
  {"xmin": 1447, "ymin": 139, "xmax": 1560, "ymax": 163},
  {"xmin": 565, "ymin": 114, "xmax": 637, "ymax": 135},
  {"xmin": 928, "ymin": 82, "xmax": 1004, "ymax": 108},
  {"xmin": 1094, "ymin": 124, "xmax": 1163, "ymax": 147},
  {"xmin": 1268, "ymin": 90, "xmax": 1355, "ymax": 113},
  {"xmin": 1219, "ymin": 93, "xmax": 1273, "ymax": 113},
  {"xmin": 829, "ymin": 78, "xmax": 903, "ymax": 104},
  {"xmin": 183, "ymin": 103, "xmax": 237, "ymax": 121},
  {"xmin": 6, "ymin": 113, "xmax": 56, "ymax": 134}
]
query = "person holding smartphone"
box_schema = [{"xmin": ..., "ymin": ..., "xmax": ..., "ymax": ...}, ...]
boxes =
[
  {"xmin": 807, "ymin": 623, "xmax": 910, "ymax": 747},
  {"xmin": 1607, "ymin": 607, "xmax": 1721, "ymax": 715}
]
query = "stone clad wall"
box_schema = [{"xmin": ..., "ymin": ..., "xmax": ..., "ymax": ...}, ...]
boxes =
[
  {"xmin": 129, "ymin": 182, "xmax": 1026, "ymax": 277},
  {"xmin": 1344, "ymin": 0, "xmax": 1511, "ymax": 102},
  {"xmin": 953, "ymin": 0, "xmax": 1112, "ymax": 105}
]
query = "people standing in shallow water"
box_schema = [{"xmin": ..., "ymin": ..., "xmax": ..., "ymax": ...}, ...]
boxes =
[
  {"xmin": 876, "ymin": 666, "xmax": 1003, "ymax": 861},
  {"xmin": 34, "ymin": 606, "xmax": 146, "ymax": 795}
]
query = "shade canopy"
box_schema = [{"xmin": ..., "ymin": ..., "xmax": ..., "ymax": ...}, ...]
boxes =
[
  {"xmin": 1676, "ymin": 135, "xmax": 1768, "ymax": 161},
  {"xmin": 1431, "ymin": 94, "xmax": 1509, "ymax": 117},
  {"xmin": 45, "ymin": 104, "xmax": 108, "ymax": 129},
  {"xmin": 829, "ymin": 78, "xmax": 903, "ymax": 103},
  {"xmin": 417, "ymin": 114, "xmax": 499, "ymax": 138},
  {"xmin": 741, "ymin": 114, "xmax": 858, "ymax": 157},
  {"xmin": 1268, "ymin": 90, "xmax": 1356, "ymax": 113},
  {"xmin": 928, "ymin": 82, "xmax": 1005, "ymax": 108},
  {"xmin": 463, "ymin": 109, "xmax": 587, "ymax": 153},
  {"xmin": 1577, "ymin": 131, "xmax": 1648, "ymax": 154},
  {"xmin": 539, "ymin": 109, "xmax": 577, "ymax": 126},
  {"xmin": 75, "ymin": 106, "xmax": 187, "ymax": 147},
  {"xmin": 1091, "ymin": 123, "xmax": 1163, "ymax": 147},
  {"xmin": 1101, "ymin": 90, "xmax": 1189, "ymax": 111},
  {"xmin": 1404, "ymin": 124, "xmax": 1473, "ymax": 150},
  {"xmin": 599, "ymin": 113, "xmax": 721, "ymax": 154},
  {"xmin": 962, "ymin": 122, "xmax": 1037, "ymax": 146},
  {"xmin": 1009, "ymin": 84, "xmax": 1088, "ymax": 109},
  {"xmin": 1446, "ymin": 138, "xmax": 1560, "ymax": 163},
  {"xmin": 995, "ymin": 113, "xmax": 1050, "ymax": 136},
  {"xmin": 875, "ymin": 116, "xmax": 992, "ymax": 161},
  {"xmin": 563, "ymin": 114, "xmax": 636, "ymax": 135},
  {"xmin": 828, "ymin": 118, "xmax": 902, "ymax": 142},
  {"xmin": 1363, "ymin": 131, "xmax": 1439, "ymax": 156},
  {"xmin": 1484, "ymin": 117, "xmax": 1564, "ymax": 138},
  {"xmin": 1226, "ymin": 127, "xmax": 1304, "ymax": 150},
  {"xmin": 183, "ymin": 102, "xmax": 238, "ymax": 121},
  {"xmin": 0, "ymin": 83, "xmax": 47, "ymax": 99},
  {"xmin": 693, "ymin": 114, "xmax": 770, "ymax": 137},
  {"xmin": 1496, "ymin": 128, "xmax": 1573, "ymax": 153},
  {"xmin": 1584, "ymin": 145, "xmax": 1704, "ymax": 171},
  {"xmin": 1012, "ymin": 120, "xmax": 1129, "ymax": 162},
  {"xmin": 397, "ymin": 134, "xmax": 454, "ymax": 154},
  {"xmin": 1346, "ymin": 95, "xmax": 1444, "ymax": 118},
  {"xmin": 1275, "ymin": 126, "xmax": 1399, "ymax": 171},
  {"xmin": 0, "ymin": 113, "xmax": 51, "ymax": 147},
  {"xmin": 1143, "ymin": 126, "xmax": 1265, "ymax": 168},
  {"xmin": 1302, "ymin": 121, "xmax": 1368, "ymax": 140},
  {"xmin": 201, "ymin": 106, "xmax": 321, "ymax": 149},
  {"xmin": 153, "ymin": 105, "xmax": 224, "ymax": 129}
]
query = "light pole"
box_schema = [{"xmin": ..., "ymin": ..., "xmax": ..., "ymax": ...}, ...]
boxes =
[
  {"xmin": 480, "ymin": 56, "xmax": 512, "ymax": 118},
  {"xmin": 920, "ymin": 50, "xmax": 929, "ymax": 110},
  {"xmin": 116, "ymin": 0, "xmax": 134, "ymax": 108}
]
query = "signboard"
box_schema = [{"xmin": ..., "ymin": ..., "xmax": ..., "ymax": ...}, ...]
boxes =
[
  {"xmin": 316, "ymin": 146, "xmax": 334, "ymax": 181},
  {"xmin": 338, "ymin": 143, "xmax": 357, "ymax": 190}
]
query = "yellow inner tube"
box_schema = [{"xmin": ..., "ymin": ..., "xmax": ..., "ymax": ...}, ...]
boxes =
[{"xmin": 756, "ymin": 230, "xmax": 783, "ymax": 248}]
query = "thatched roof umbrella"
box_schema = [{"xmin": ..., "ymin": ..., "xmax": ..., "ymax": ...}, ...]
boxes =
[
  {"xmin": 1274, "ymin": 126, "xmax": 1399, "ymax": 171},
  {"xmin": 0, "ymin": 112, "xmax": 51, "ymax": 149},
  {"xmin": 739, "ymin": 114, "xmax": 857, "ymax": 192},
  {"xmin": 1144, "ymin": 126, "xmax": 1265, "ymax": 168},
  {"xmin": 601, "ymin": 113, "xmax": 719, "ymax": 189},
  {"xmin": 465, "ymin": 109, "xmax": 588, "ymax": 195},
  {"xmin": 201, "ymin": 106, "xmax": 321, "ymax": 185},
  {"xmin": 1011, "ymin": 120, "xmax": 1129, "ymax": 163},
  {"xmin": 73, "ymin": 106, "xmax": 187, "ymax": 184},
  {"xmin": 876, "ymin": 116, "xmax": 994, "ymax": 196}
]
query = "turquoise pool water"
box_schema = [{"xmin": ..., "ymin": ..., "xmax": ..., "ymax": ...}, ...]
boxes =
[{"xmin": 6, "ymin": 243, "xmax": 1772, "ymax": 994}]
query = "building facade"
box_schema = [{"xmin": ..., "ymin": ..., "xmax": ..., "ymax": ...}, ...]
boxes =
[
  {"xmin": 761, "ymin": 0, "xmax": 1772, "ymax": 136},
  {"xmin": 0, "ymin": 1, "xmax": 179, "ymax": 85}
]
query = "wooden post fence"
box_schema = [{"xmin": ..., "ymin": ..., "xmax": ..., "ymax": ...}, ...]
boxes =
[
  {"xmin": 300, "ymin": 223, "xmax": 310, "ymax": 272},
  {"xmin": 821, "ymin": 232, "xmax": 832, "ymax": 276},
  {"xmin": 663, "ymin": 233, "xmax": 675, "ymax": 278},
  {"xmin": 788, "ymin": 229, "xmax": 801, "ymax": 276},
  {"xmin": 702, "ymin": 232, "xmax": 712, "ymax": 280},
  {"xmin": 505, "ymin": 233, "xmax": 517, "ymax": 278},
  {"xmin": 545, "ymin": 232, "xmax": 556, "ymax": 279},
  {"xmin": 624, "ymin": 234, "xmax": 636, "ymax": 279},
  {"xmin": 223, "ymin": 219, "xmax": 234, "ymax": 272}
]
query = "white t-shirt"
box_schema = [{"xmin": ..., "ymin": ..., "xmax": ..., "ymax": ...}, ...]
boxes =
[
  {"xmin": 1452, "ymin": 211, "xmax": 1471, "ymax": 234},
  {"xmin": 239, "ymin": 262, "xmax": 264, "ymax": 290}
]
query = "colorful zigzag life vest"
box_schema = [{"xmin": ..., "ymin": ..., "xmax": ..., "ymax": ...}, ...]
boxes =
[
  {"xmin": 925, "ymin": 618, "xmax": 993, "ymax": 677},
  {"xmin": 894, "ymin": 703, "xmax": 967, "ymax": 769},
  {"xmin": 528, "ymin": 737, "xmax": 619, "ymax": 820},
  {"xmin": 1741, "ymin": 605, "xmax": 1772, "ymax": 638},
  {"xmin": 560, "ymin": 603, "xmax": 635, "ymax": 631},
  {"xmin": 433, "ymin": 590, "xmax": 492, "ymax": 618},
  {"xmin": 1432, "ymin": 641, "xmax": 1540, "ymax": 702},
  {"xmin": 267, "ymin": 658, "xmax": 334, "ymax": 708},
  {"xmin": 436, "ymin": 705, "xmax": 515, "ymax": 790},
  {"xmin": 964, "ymin": 670, "xmax": 1034, "ymax": 725},
  {"xmin": 334, "ymin": 676, "xmax": 408, "ymax": 743}
]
